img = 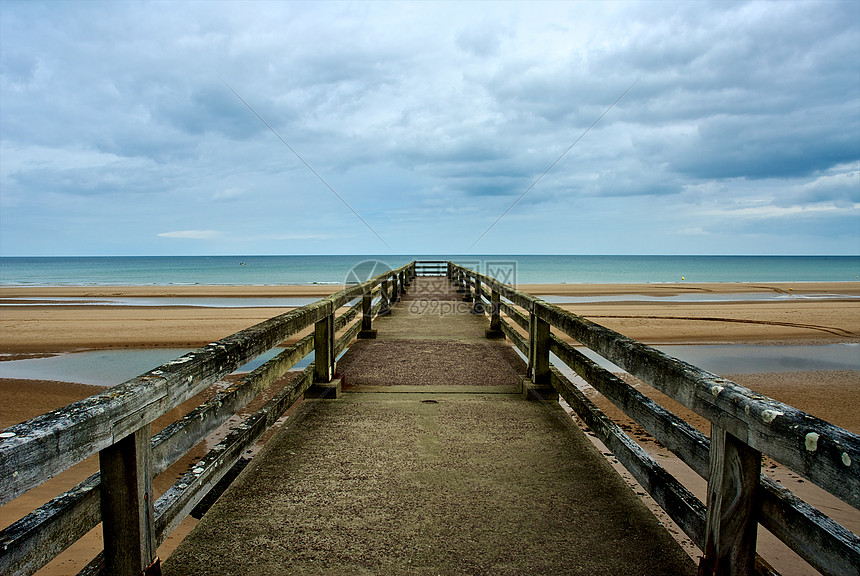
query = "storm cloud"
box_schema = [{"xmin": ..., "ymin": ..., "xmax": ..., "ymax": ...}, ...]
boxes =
[{"xmin": 1, "ymin": 1, "xmax": 857, "ymax": 255}]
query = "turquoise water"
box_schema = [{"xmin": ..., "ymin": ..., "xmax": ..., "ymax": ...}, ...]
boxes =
[{"xmin": 1, "ymin": 255, "xmax": 858, "ymax": 286}]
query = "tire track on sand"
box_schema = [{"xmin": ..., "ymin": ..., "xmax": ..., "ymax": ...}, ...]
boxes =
[{"xmin": 587, "ymin": 315, "xmax": 857, "ymax": 338}]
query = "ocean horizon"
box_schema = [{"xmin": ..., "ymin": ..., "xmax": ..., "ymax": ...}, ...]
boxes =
[{"xmin": 1, "ymin": 255, "xmax": 858, "ymax": 286}]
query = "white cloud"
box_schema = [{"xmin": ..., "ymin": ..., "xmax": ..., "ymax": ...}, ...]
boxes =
[
  {"xmin": 157, "ymin": 230, "xmax": 220, "ymax": 239},
  {"xmin": 211, "ymin": 188, "xmax": 246, "ymax": 201}
]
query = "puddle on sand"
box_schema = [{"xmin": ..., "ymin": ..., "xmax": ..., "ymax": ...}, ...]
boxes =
[
  {"xmin": 0, "ymin": 347, "xmax": 314, "ymax": 387},
  {"xmin": 570, "ymin": 343, "xmax": 860, "ymax": 375}
]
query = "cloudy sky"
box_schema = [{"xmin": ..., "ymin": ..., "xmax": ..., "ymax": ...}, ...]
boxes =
[{"xmin": 1, "ymin": 1, "xmax": 858, "ymax": 256}]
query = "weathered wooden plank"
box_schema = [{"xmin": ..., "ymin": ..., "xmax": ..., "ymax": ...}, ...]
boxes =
[
  {"xmin": 549, "ymin": 367, "xmax": 708, "ymax": 549},
  {"xmin": 379, "ymin": 279, "xmax": 391, "ymax": 315},
  {"xmin": 332, "ymin": 282, "xmax": 367, "ymax": 308},
  {"xmin": 550, "ymin": 335, "xmax": 711, "ymax": 479},
  {"xmin": 77, "ymin": 369, "xmax": 315, "ymax": 576},
  {"xmin": 546, "ymin": 366, "xmax": 783, "ymax": 576},
  {"xmin": 153, "ymin": 366, "xmax": 314, "ymax": 545},
  {"xmin": 454, "ymin": 265, "xmax": 535, "ymax": 310},
  {"xmin": 500, "ymin": 319, "xmax": 528, "ymax": 357},
  {"xmin": 475, "ymin": 285, "xmax": 491, "ymax": 310},
  {"xmin": 0, "ymin": 473, "xmax": 100, "ymax": 576},
  {"xmin": 488, "ymin": 289, "xmax": 502, "ymax": 334},
  {"xmin": 1, "ymin": 335, "xmax": 317, "ymax": 576},
  {"xmin": 758, "ymin": 475, "xmax": 860, "ymax": 576},
  {"xmin": 471, "ymin": 276, "xmax": 483, "ymax": 313},
  {"xmin": 335, "ymin": 317, "xmax": 362, "ymax": 358},
  {"xmin": 461, "ymin": 273, "xmax": 473, "ymax": 302},
  {"xmin": 500, "ymin": 301, "xmax": 529, "ymax": 330},
  {"xmin": 151, "ymin": 334, "xmax": 315, "ymax": 476},
  {"xmin": 548, "ymin": 332, "xmax": 859, "ymax": 575},
  {"xmin": 0, "ymin": 300, "xmax": 331, "ymax": 504},
  {"xmin": 360, "ymin": 293, "xmax": 373, "ymax": 333},
  {"xmin": 456, "ymin": 265, "xmax": 860, "ymax": 574},
  {"xmin": 369, "ymin": 299, "xmax": 382, "ymax": 320},
  {"xmin": 313, "ymin": 300, "xmax": 335, "ymax": 384},
  {"xmin": 335, "ymin": 264, "xmax": 409, "ymax": 307},
  {"xmin": 701, "ymin": 425, "xmax": 761, "ymax": 576},
  {"xmin": 536, "ymin": 301, "xmax": 860, "ymax": 509},
  {"xmin": 334, "ymin": 298, "xmax": 363, "ymax": 332},
  {"xmin": 391, "ymin": 273, "xmax": 401, "ymax": 302},
  {"xmin": 99, "ymin": 425, "xmax": 156, "ymax": 576},
  {"xmin": 1, "ymin": 269, "xmax": 405, "ymax": 572},
  {"xmin": 529, "ymin": 311, "xmax": 551, "ymax": 385}
]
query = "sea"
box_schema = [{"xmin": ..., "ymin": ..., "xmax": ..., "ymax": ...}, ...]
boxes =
[
  {"xmin": 1, "ymin": 255, "xmax": 858, "ymax": 286},
  {"xmin": 1, "ymin": 254, "xmax": 858, "ymax": 384}
]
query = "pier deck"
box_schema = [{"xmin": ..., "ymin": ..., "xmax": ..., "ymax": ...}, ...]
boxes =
[{"xmin": 162, "ymin": 277, "xmax": 696, "ymax": 575}]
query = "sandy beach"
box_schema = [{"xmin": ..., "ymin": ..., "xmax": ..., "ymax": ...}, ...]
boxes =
[
  {"xmin": 1, "ymin": 281, "xmax": 858, "ymax": 575},
  {"xmin": 1, "ymin": 282, "xmax": 858, "ymax": 355}
]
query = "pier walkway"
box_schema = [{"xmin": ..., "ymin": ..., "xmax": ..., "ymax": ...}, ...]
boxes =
[
  {"xmin": 162, "ymin": 276, "xmax": 696, "ymax": 575},
  {"xmin": 4, "ymin": 262, "xmax": 856, "ymax": 576}
]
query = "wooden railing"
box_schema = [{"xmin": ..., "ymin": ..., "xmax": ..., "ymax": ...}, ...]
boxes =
[
  {"xmin": 0, "ymin": 263, "xmax": 416, "ymax": 576},
  {"xmin": 414, "ymin": 260, "xmax": 447, "ymax": 276},
  {"xmin": 449, "ymin": 262, "xmax": 859, "ymax": 576},
  {"xmin": 3, "ymin": 260, "xmax": 857, "ymax": 576}
]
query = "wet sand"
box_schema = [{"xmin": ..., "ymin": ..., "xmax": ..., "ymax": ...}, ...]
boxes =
[{"xmin": 1, "ymin": 282, "xmax": 858, "ymax": 575}]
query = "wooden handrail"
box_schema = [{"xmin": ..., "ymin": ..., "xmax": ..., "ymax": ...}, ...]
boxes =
[
  {"xmin": 0, "ymin": 262, "xmax": 414, "ymax": 576},
  {"xmin": 451, "ymin": 262, "xmax": 859, "ymax": 576}
]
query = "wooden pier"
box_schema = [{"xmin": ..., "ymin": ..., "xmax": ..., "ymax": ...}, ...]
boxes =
[{"xmin": 1, "ymin": 262, "xmax": 858, "ymax": 576}]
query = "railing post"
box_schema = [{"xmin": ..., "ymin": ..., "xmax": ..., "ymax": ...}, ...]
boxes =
[
  {"xmin": 486, "ymin": 288, "xmax": 504, "ymax": 339},
  {"xmin": 99, "ymin": 425, "xmax": 158, "ymax": 576},
  {"xmin": 522, "ymin": 302, "xmax": 557, "ymax": 401},
  {"xmin": 462, "ymin": 273, "xmax": 473, "ymax": 303},
  {"xmin": 379, "ymin": 279, "xmax": 391, "ymax": 316},
  {"xmin": 391, "ymin": 273, "xmax": 400, "ymax": 303},
  {"xmin": 471, "ymin": 276, "xmax": 483, "ymax": 314},
  {"xmin": 307, "ymin": 299, "xmax": 340, "ymax": 398},
  {"xmin": 455, "ymin": 270, "xmax": 465, "ymax": 294},
  {"xmin": 700, "ymin": 425, "xmax": 761, "ymax": 576},
  {"xmin": 358, "ymin": 291, "xmax": 377, "ymax": 339},
  {"xmin": 529, "ymin": 310, "xmax": 549, "ymax": 384}
]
